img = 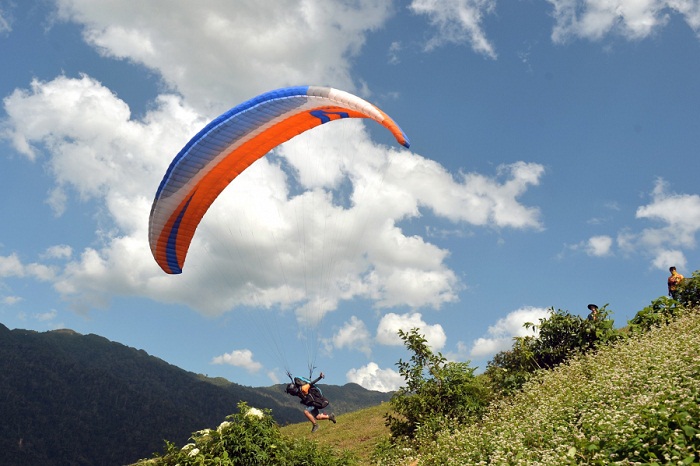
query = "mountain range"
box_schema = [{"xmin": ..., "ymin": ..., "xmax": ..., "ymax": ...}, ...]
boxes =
[{"xmin": 0, "ymin": 323, "xmax": 391, "ymax": 466}]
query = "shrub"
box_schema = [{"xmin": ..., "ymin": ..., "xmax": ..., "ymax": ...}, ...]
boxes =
[
  {"xmin": 135, "ymin": 402, "xmax": 355, "ymax": 466},
  {"xmin": 384, "ymin": 328, "xmax": 491, "ymax": 442},
  {"xmin": 628, "ymin": 296, "xmax": 686, "ymax": 333},
  {"xmin": 485, "ymin": 307, "xmax": 623, "ymax": 395},
  {"xmin": 677, "ymin": 270, "xmax": 700, "ymax": 308}
]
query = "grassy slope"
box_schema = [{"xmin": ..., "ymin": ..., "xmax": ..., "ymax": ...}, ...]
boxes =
[
  {"xmin": 282, "ymin": 311, "xmax": 700, "ymax": 465},
  {"xmin": 280, "ymin": 403, "xmax": 394, "ymax": 464}
]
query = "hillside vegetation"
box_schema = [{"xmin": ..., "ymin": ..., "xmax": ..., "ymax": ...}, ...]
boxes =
[
  {"xmin": 134, "ymin": 309, "xmax": 700, "ymax": 465},
  {"xmin": 5, "ymin": 275, "xmax": 699, "ymax": 465},
  {"xmin": 385, "ymin": 309, "xmax": 700, "ymax": 465}
]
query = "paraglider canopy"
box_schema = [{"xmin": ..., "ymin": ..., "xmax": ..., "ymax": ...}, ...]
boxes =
[{"xmin": 148, "ymin": 85, "xmax": 410, "ymax": 275}]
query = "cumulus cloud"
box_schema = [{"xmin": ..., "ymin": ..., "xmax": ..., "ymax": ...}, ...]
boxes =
[
  {"xmin": 2, "ymin": 295, "xmax": 22, "ymax": 305},
  {"xmin": 332, "ymin": 316, "xmax": 372, "ymax": 356},
  {"xmin": 617, "ymin": 179, "xmax": 700, "ymax": 270},
  {"xmin": 346, "ymin": 362, "xmax": 403, "ymax": 392},
  {"xmin": 384, "ymin": 157, "xmax": 545, "ymax": 230},
  {"xmin": 469, "ymin": 306, "xmax": 550, "ymax": 357},
  {"xmin": 211, "ymin": 348, "xmax": 262, "ymax": 373},
  {"xmin": 585, "ymin": 235, "xmax": 614, "ymax": 257},
  {"xmin": 547, "ymin": 0, "xmax": 700, "ymax": 43},
  {"xmin": 376, "ymin": 312, "xmax": 447, "ymax": 350},
  {"xmin": 565, "ymin": 180, "xmax": 698, "ymax": 269},
  {"xmin": 54, "ymin": 0, "xmax": 394, "ymax": 114},
  {"xmin": 587, "ymin": 235, "xmax": 614, "ymax": 256},
  {"xmin": 0, "ymin": 253, "xmax": 56, "ymax": 281},
  {"xmin": 410, "ymin": 0, "xmax": 498, "ymax": 58},
  {"xmin": 42, "ymin": 245, "xmax": 73, "ymax": 260},
  {"xmin": 0, "ymin": 254, "xmax": 24, "ymax": 277}
]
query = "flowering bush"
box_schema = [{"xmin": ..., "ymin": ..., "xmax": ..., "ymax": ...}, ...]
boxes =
[
  {"xmin": 135, "ymin": 402, "xmax": 355, "ymax": 465},
  {"xmin": 245, "ymin": 408, "xmax": 263, "ymax": 419}
]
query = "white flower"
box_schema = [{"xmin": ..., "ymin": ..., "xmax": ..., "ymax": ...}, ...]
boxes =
[
  {"xmin": 246, "ymin": 407, "xmax": 264, "ymax": 418},
  {"xmin": 181, "ymin": 443, "xmax": 195, "ymax": 451},
  {"xmin": 188, "ymin": 448, "xmax": 200, "ymax": 457},
  {"xmin": 217, "ymin": 421, "xmax": 231, "ymax": 432}
]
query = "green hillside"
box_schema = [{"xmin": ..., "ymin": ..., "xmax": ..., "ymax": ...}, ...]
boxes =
[
  {"xmin": 280, "ymin": 403, "xmax": 394, "ymax": 464},
  {"xmin": 322, "ymin": 310, "xmax": 700, "ymax": 465}
]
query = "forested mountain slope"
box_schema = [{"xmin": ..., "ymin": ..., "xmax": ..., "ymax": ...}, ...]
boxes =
[{"xmin": 0, "ymin": 323, "xmax": 389, "ymax": 466}]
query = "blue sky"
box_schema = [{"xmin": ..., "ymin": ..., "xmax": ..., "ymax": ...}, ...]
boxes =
[{"xmin": 1, "ymin": 0, "xmax": 699, "ymax": 391}]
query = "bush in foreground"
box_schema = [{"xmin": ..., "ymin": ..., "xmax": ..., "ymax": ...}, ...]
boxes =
[{"xmin": 135, "ymin": 402, "xmax": 355, "ymax": 466}]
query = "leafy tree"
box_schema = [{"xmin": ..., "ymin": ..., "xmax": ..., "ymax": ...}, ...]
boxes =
[
  {"xmin": 485, "ymin": 307, "xmax": 623, "ymax": 395},
  {"xmin": 385, "ymin": 328, "xmax": 490, "ymax": 441}
]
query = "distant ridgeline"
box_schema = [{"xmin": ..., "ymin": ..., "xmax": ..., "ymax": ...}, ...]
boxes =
[{"xmin": 0, "ymin": 323, "xmax": 390, "ymax": 466}]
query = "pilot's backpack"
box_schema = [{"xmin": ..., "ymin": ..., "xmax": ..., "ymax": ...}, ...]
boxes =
[{"xmin": 285, "ymin": 376, "xmax": 329, "ymax": 409}]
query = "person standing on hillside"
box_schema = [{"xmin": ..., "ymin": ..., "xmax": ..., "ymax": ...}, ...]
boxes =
[
  {"xmin": 668, "ymin": 266, "xmax": 684, "ymax": 300},
  {"xmin": 285, "ymin": 371, "xmax": 336, "ymax": 432},
  {"xmin": 586, "ymin": 304, "xmax": 599, "ymax": 321}
]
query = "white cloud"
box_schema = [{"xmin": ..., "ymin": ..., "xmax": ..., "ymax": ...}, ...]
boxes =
[
  {"xmin": 410, "ymin": 0, "xmax": 498, "ymax": 59},
  {"xmin": 0, "ymin": 254, "xmax": 24, "ymax": 277},
  {"xmin": 266, "ymin": 371, "xmax": 281, "ymax": 384},
  {"xmin": 547, "ymin": 0, "xmax": 700, "ymax": 43},
  {"xmin": 55, "ymin": 0, "xmax": 395, "ymax": 114},
  {"xmin": 2, "ymin": 295, "xmax": 22, "ymax": 305},
  {"xmin": 211, "ymin": 348, "xmax": 262, "ymax": 373},
  {"xmin": 586, "ymin": 235, "xmax": 613, "ymax": 257},
  {"xmin": 384, "ymin": 158, "xmax": 545, "ymax": 230},
  {"xmin": 34, "ymin": 309, "xmax": 58, "ymax": 322},
  {"xmin": 346, "ymin": 362, "xmax": 403, "ymax": 392},
  {"xmin": 650, "ymin": 249, "xmax": 687, "ymax": 271},
  {"xmin": 388, "ymin": 41, "xmax": 402, "ymax": 65},
  {"xmin": 42, "ymin": 245, "xmax": 73, "ymax": 260},
  {"xmin": 0, "ymin": 5, "xmax": 11, "ymax": 34},
  {"xmin": 616, "ymin": 179, "xmax": 700, "ymax": 270},
  {"xmin": 332, "ymin": 316, "xmax": 372, "ymax": 356},
  {"xmin": 469, "ymin": 306, "xmax": 549, "ymax": 357},
  {"xmin": 0, "ymin": 253, "xmax": 56, "ymax": 281},
  {"xmin": 376, "ymin": 312, "xmax": 447, "ymax": 350}
]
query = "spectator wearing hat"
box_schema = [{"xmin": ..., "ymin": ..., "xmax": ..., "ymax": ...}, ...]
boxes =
[{"xmin": 587, "ymin": 304, "xmax": 599, "ymax": 321}]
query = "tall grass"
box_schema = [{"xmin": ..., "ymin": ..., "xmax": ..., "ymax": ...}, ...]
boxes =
[{"xmin": 280, "ymin": 403, "xmax": 393, "ymax": 464}]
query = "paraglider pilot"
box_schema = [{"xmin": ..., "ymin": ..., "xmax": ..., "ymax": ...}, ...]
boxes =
[{"xmin": 285, "ymin": 372, "xmax": 336, "ymax": 432}]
